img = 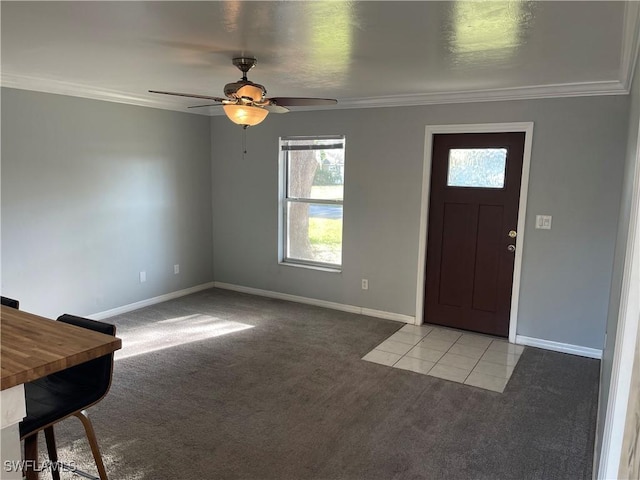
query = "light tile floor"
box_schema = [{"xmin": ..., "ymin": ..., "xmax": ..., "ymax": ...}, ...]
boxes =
[{"xmin": 362, "ymin": 324, "xmax": 525, "ymax": 393}]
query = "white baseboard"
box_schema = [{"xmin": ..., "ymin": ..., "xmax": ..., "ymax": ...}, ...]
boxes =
[
  {"xmin": 515, "ymin": 335, "xmax": 602, "ymax": 359},
  {"xmin": 361, "ymin": 307, "xmax": 414, "ymax": 323},
  {"xmin": 86, "ymin": 280, "xmax": 599, "ymax": 359},
  {"xmin": 87, "ymin": 281, "xmax": 216, "ymax": 320},
  {"xmin": 213, "ymin": 281, "xmax": 415, "ymax": 324}
]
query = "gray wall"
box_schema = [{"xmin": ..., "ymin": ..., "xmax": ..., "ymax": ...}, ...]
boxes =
[
  {"xmin": 594, "ymin": 49, "xmax": 640, "ymax": 470},
  {"xmin": 0, "ymin": 86, "xmax": 628, "ymax": 351},
  {"xmin": 1, "ymin": 88, "xmax": 213, "ymax": 318},
  {"xmin": 211, "ymin": 95, "xmax": 628, "ymax": 350}
]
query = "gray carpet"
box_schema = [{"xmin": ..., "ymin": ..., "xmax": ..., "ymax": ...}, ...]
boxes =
[{"xmin": 43, "ymin": 288, "xmax": 598, "ymax": 479}]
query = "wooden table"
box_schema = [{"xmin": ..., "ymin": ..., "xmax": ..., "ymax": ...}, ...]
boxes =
[
  {"xmin": 1, "ymin": 306, "xmax": 121, "ymax": 390},
  {"xmin": 1, "ymin": 306, "xmax": 121, "ymax": 479}
]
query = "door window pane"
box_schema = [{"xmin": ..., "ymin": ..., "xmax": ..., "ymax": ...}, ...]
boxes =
[{"xmin": 447, "ymin": 148, "xmax": 507, "ymax": 188}]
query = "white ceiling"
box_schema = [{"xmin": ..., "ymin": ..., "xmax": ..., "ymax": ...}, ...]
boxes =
[{"xmin": 1, "ymin": 1, "xmax": 638, "ymax": 115}]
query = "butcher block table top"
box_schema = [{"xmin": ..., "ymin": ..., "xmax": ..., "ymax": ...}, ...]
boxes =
[{"xmin": 1, "ymin": 306, "xmax": 122, "ymax": 390}]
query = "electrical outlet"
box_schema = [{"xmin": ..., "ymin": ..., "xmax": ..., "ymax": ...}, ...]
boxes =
[
  {"xmin": 174, "ymin": 264, "xmax": 180, "ymax": 274},
  {"xmin": 362, "ymin": 279, "xmax": 369, "ymax": 290},
  {"xmin": 139, "ymin": 271, "xmax": 146, "ymax": 283}
]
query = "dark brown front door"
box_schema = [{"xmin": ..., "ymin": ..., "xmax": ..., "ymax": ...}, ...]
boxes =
[{"xmin": 424, "ymin": 132, "xmax": 525, "ymax": 337}]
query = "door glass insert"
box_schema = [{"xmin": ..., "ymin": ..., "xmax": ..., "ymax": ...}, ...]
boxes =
[{"xmin": 447, "ymin": 148, "xmax": 507, "ymax": 188}]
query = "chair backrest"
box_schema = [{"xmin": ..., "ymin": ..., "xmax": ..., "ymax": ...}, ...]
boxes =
[
  {"xmin": 55, "ymin": 314, "xmax": 116, "ymax": 402},
  {"xmin": 1, "ymin": 296, "xmax": 19, "ymax": 309}
]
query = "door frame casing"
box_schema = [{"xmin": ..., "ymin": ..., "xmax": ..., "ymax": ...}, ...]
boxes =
[{"xmin": 415, "ymin": 122, "xmax": 534, "ymax": 343}]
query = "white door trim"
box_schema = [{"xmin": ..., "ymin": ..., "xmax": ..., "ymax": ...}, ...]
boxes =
[
  {"xmin": 596, "ymin": 114, "xmax": 640, "ymax": 479},
  {"xmin": 415, "ymin": 122, "xmax": 534, "ymax": 343}
]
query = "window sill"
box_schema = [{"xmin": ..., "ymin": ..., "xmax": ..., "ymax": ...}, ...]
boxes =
[{"xmin": 278, "ymin": 261, "xmax": 342, "ymax": 273}]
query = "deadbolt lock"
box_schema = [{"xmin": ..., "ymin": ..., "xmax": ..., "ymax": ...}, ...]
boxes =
[{"xmin": 508, "ymin": 230, "xmax": 517, "ymax": 238}]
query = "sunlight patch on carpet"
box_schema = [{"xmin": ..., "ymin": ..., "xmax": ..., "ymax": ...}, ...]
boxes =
[{"xmin": 115, "ymin": 314, "xmax": 254, "ymax": 360}]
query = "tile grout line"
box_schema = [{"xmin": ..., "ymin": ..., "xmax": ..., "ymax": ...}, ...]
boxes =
[
  {"xmin": 473, "ymin": 345, "xmax": 526, "ymax": 383},
  {"xmin": 429, "ymin": 332, "xmax": 465, "ymax": 379},
  {"xmin": 395, "ymin": 328, "xmax": 484, "ymax": 377},
  {"xmin": 391, "ymin": 328, "xmax": 433, "ymax": 369},
  {"xmin": 458, "ymin": 338, "xmax": 493, "ymax": 384},
  {"xmin": 434, "ymin": 334, "xmax": 493, "ymax": 383},
  {"xmin": 422, "ymin": 330, "xmax": 469, "ymax": 378},
  {"xmin": 471, "ymin": 340, "xmax": 526, "ymax": 386},
  {"xmin": 407, "ymin": 326, "xmax": 445, "ymax": 373},
  {"xmin": 464, "ymin": 339, "xmax": 520, "ymax": 385}
]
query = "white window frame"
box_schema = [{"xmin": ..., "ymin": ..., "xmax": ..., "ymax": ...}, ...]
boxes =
[{"xmin": 278, "ymin": 135, "xmax": 345, "ymax": 271}]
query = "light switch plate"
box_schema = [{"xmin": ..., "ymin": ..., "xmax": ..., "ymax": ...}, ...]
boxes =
[{"xmin": 536, "ymin": 215, "xmax": 552, "ymax": 230}]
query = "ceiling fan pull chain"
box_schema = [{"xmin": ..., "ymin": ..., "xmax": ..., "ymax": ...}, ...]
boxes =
[{"xmin": 242, "ymin": 125, "xmax": 248, "ymax": 159}]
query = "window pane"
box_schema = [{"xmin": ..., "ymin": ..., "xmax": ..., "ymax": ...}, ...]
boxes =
[
  {"xmin": 288, "ymin": 149, "xmax": 344, "ymax": 200},
  {"xmin": 287, "ymin": 202, "xmax": 342, "ymax": 265},
  {"xmin": 447, "ymin": 148, "xmax": 507, "ymax": 188}
]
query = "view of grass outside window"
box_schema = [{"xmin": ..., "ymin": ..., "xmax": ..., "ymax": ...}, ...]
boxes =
[{"xmin": 280, "ymin": 136, "xmax": 345, "ymax": 268}]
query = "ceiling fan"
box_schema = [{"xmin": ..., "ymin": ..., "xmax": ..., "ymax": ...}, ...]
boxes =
[{"xmin": 149, "ymin": 57, "xmax": 337, "ymax": 128}]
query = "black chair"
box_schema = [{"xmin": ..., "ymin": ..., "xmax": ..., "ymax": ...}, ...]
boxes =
[
  {"xmin": 20, "ymin": 314, "xmax": 116, "ymax": 480},
  {"xmin": 1, "ymin": 296, "xmax": 19, "ymax": 309}
]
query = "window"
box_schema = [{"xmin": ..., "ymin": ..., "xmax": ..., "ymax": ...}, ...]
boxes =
[
  {"xmin": 447, "ymin": 148, "xmax": 507, "ymax": 188},
  {"xmin": 279, "ymin": 135, "xmax": 345, "ymax": 270}
]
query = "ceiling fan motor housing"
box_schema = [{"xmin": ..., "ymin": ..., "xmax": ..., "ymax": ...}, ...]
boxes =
[
  {"xmin": 225, "ymin": 57, "xmax": 267, "ymax": 102},
  {"xmin": 224, "ymin": 80, "xmax": 266, "ymax": 101}
]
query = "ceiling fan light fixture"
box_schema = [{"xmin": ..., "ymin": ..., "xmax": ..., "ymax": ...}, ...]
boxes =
[{"xmin": 223, "ymin": 104, "xmax": 268, "ymax": 127}]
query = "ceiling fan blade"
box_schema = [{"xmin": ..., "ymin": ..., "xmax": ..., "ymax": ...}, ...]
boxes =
[
  {"xmin": 149, "ymin": 90, "xmax": 226, "ymax": 102},
  {"xmin": 187, "ymin": 104, "xmax": 223, "ymax": 109},
  {"xmin": 263, "ymin": 104, "xmax": 289, "ymax": 114},
  {"xmin": 268, "ymin": 97, "xmax": 337, "ymax": 107}
]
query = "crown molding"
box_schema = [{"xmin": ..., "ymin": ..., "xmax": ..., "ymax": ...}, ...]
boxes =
[
  {"xmin": 328, "ymin": 80, "xmax": 627, "ymax": 111},
  {"xmin": 0, "ymin": 73, "xmax": 211, "ymax": 115},
  {"xmin": 1, "ymin": 73, "xmax": 628, "ymax": 117},
  {"xmin": 620, "ymin": 0, "xmax": 640, "ymax": 92}
]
